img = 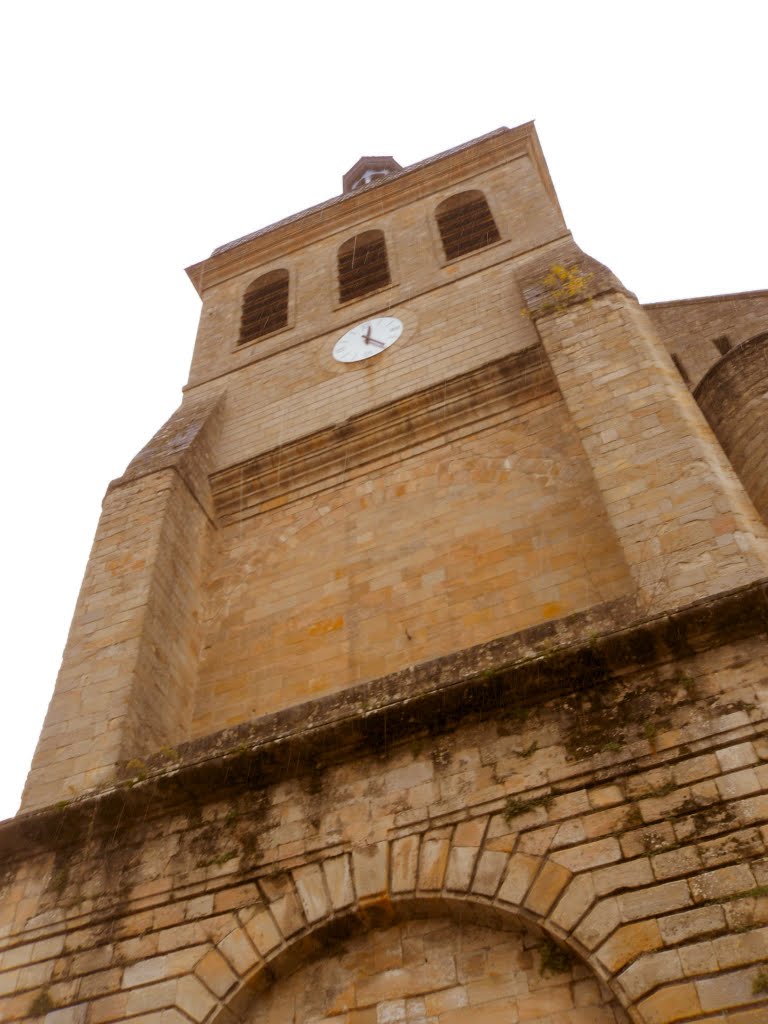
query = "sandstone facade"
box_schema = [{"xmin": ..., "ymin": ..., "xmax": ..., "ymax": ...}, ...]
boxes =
[{"xmin": 2, "ymin": 124, "xmax": 767, "ymax": 1023}]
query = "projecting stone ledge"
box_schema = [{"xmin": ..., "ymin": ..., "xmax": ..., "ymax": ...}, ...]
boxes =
[{"xmin": 2, "ymin": 577, "xmax": 767, "ymax": 857}]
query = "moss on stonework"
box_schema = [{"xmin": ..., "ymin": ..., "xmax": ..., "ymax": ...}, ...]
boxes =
[
  {"xmin": 539, "ymin": 937, "xmax": 572, "ymax": 975},
  {"xmin": 561, "ymin": 670, "xmax": 676, "ymax": 761},
  {"xmin": 29, "ymin": 989, "xmax": 55, "ymax": 1016}
]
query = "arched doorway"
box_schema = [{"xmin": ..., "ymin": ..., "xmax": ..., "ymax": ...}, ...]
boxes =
[{"xmin": 210, "ymin": 898, "xmax": 631, "ymax": 1024}]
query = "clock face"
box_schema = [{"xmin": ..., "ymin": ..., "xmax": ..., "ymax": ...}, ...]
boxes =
[{"xmin": 332, "ymin": 316, "xmax": 404, "ymax": 363}]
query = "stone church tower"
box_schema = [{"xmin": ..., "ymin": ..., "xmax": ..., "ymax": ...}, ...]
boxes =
[{"xmin": 2, "ymin": 124, "xmax": 768, "ymax": 1023}]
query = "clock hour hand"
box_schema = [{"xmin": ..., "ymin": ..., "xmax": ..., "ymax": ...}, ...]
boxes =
[{"xmin": 362, "ymin": 325, "xmax": 386, "ymax": 349}]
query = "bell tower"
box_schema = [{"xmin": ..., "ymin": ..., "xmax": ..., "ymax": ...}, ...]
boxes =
[{"xmin": 3, "ymin": 125, "xmax": 768, "ymax": 1024}]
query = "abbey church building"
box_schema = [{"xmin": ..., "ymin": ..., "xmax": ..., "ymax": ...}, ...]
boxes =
[{"xmin": 2, "ymin": 124, "xmax": 768, "ymax": 1023}]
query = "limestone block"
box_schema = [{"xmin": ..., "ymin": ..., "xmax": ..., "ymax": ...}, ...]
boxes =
[
  {"xmin": 573, "ymin": 898, "xmax": 621, "ymax": 951},
  {"xmin": 696, "ymin": 966, "xmax": 765, "ymax": 1012},
  {"xmin": 717, "ymin": 743, "xmax": 759, "ymax": 772},
  {"xmin": 244, "ymin": 911, "xmax": 282, "ymax": 957},
  {"xmin": 637, "ymin": 982, "xmax": 702, "ymax": 1024},
  {"xmin": 549, "ymin": 873, "xmax": 596, "ymax": 933},
  {"xmin": 617, "ymin": 948, "xmax": 683, "ymax": 1001},
  {"xmin": 175, "ymin": 975, "xmax": 218, "ymax": 1023},
  {"xmin": 689, "ymin": 864, "xmax": 756, "ymax": 904},
  {"xmin": 496, "ymin": 854, "xmax": 540, "ymax": 906},
  {"xmin": 193, "ymin": 948, "xmax": 238, "ymax": 999},
  {"xmin": 516, "ymin": 983, "xmax": 573, "ymax": 1019},
  {"xmin": 593, "ymin": 857, "xmax": 653, "ymax": 897},
  {"xmin": 678, "ymin": 941, "xmax": 718, "ymax": 977},
  {"xmin": 657, "ymin": 905, "xmax": 726, "ymax": 945},
  {"xmin": 452, "ymin": 818, "xmax": 486, "ymax": 847},
  {"xmin": 551, "ymin": 837, "xmax": 621, "ymax": 873},
  {"xmin": 470, "ymin": 851, "xmax": 508, "ymax": 897},
  {"xmin": 293, "ymin": 863, "xmax": 329, "ymax": 923},
  {"xmin": 218, "ymin": 927, "xmax": 259, "ymax": 976},
  {"xmin": 124, "ymin": 979, "xmax": 179, "ymax": 1016},
  {"xmin": 418, "ymin": 838, "xmax": 450, "ymax": 891},
  {"xmin": 323, "ymin": 854, "xmax": 355, "ymax": 909},
  {"xmin": 596, "ymin": 920, "xmax": 663, "ymax": 973},
  {"xmin": 618, "ymin": 881, "xmax": 692, "ymax": 922},
  {"xmin": 40, "ymin": 1006, "xmax": 88, "ymax": 1024},
  {"xmin": 523, "ymin": 860, "xmax": 571, "ymax": 916},
  {"xmin": 269, "ymin": 893, "xmax": 305, "ymax": 938},
  {"xmin": 122, "ymin": 955, "xmax": 168, "ymax": 989},
  {"xmin": 353, "ymin": 842, "xmax": 389, "ymax": 899},
  {"xmin": 444, "ymin": 847, "xmax": 479, "ymax": 892}
]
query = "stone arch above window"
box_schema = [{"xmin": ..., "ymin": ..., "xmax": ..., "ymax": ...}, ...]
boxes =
[
  {"xmin": 238, "ymin": 269, "xmax": 290, "ymax": 344},
  {"xmin": 337, "ymin": 229, "xmax": 391, "ymax": 303},
  {"xmin": 435, "ymin": 190, "xmax": 501, "ymax": 261}
]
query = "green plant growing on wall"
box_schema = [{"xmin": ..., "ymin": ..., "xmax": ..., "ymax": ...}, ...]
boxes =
[
  {"xmin": 503, "ymin": 792, "xmax": 553, "ymax": 824},
  {"xmin": 523, "ymin": 263, "xmax": 595, "ymax": 319}
]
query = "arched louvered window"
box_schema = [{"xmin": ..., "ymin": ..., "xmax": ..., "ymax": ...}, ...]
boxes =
[
  {"xmin": 337, "ymin": 230, "xmax": 390, "ymax": 304},
  {"xmin": 239, "ymin": 269, "xmax": 289, "ymax": 344},
  {"xmin": 435, "ymin": 190, "xmax": 500, "ymax": 261}
]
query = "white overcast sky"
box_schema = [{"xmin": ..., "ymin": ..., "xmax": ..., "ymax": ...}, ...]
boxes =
[{"xmin": 1, "ymin": 1, "xmax": 765, "ymax": 821}]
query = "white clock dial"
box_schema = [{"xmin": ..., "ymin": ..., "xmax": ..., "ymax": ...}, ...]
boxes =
[{"xmin": 332, "ymin": 316, "xmax": 404, "ymax": 363}]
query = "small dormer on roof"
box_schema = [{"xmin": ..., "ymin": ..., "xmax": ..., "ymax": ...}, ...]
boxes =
[{"xmin": 343, "ymin": 156, "xmax": 403, "ymax": 194}]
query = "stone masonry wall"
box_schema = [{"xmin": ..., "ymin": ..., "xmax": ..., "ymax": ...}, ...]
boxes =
[
  {"xmin": 3, "ymin": 618, "xmax": 768, "ymax": 1024},
  {"xmin": 191, "ymin": 364, "xmax": 630, "ymax": 735},
  {"xmin": 645, "ymin": 292, "xmax": 768, "ymax": 390}
]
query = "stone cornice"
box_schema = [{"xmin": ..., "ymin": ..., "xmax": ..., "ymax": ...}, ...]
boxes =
[
  {"xmin": 210, "ymin": 347, "xmax": 556, "ymax": 525},
  {"xmin": 2, "ymin": 579, "xmax": 766, "ymax": 860},
  {"xmin": 185, "ymin": 123, "xmax": 563, "ymax": 297},
  {"xmin": 644, "ymin": 288, "xmax": 768, "ymax": 310}
]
